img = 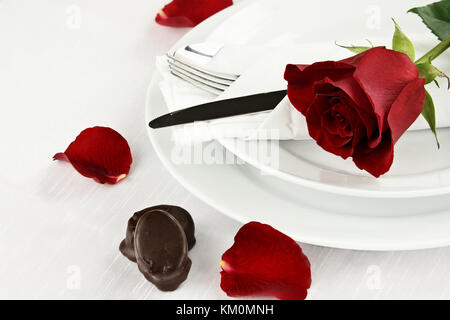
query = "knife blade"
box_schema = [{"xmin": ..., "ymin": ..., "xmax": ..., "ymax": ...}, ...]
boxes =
[{"xmin": 149, "ymin": 90, "xmax": 287, "ymax": 129}]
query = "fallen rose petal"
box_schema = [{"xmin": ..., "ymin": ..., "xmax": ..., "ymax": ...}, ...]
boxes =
[
  {"xmin": 220, "ymin": 222, "xmax": 311, "ymax": 300},
  {"xmin": 53, "ymin": 126, "xmax": 132, "ymax": 184},
  {"xmin": 155, "ymin": 0, "xmax": 233, "ymax": 28}
]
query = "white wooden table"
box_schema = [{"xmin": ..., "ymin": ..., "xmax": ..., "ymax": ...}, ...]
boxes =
[{"xmin": 1, "ymin": 0, "xmax": 450, "ymax": 300}]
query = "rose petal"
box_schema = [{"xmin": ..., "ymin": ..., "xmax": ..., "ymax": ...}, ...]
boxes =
[
  {"xmin": 307, "ymin": 95, "xmax": 353, "ymax": 158},
  {"xmin": 284, "ymin": 61, "xmax": 354, "ymax": 115},
  {"xmin": 155, "ymin": 0, "xmax": 233, "ymax": 28},
  {"xmin": 353, "ymin": 133, "xmax": 393, "ymax": 178},
  {"xmin": 388, "ymin": 78, "xmax": 426, "ymax": 143},
  {"xmin": 220, "ymin": 222, "xmax": 311, "ymax": 300},
  {"xmin": 353, "ymin": 47, "xmax": 419, "ymax": 133},
  {"xmin": 53, "ymin": 126, "xmax": 132, "ymax": 184},
  {"xmin": 314, "ymin": 77, "xmax": 378, "ymax": 142},
  {"xmin": 353, "ymin": 78, "xmax": 425, "ymax": 177}
]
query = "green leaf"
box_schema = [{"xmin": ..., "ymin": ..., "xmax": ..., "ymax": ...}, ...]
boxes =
[
  {"xmin": 421, "ymin": 90, "xmax": 440, "ymax": 148},
  {"xmin": 408, "ymin": 0, "xmax": 450, "ymax": 41},
  {"xmin": 392, "ymin": 19, "xmax": 415, "ymax": 60},
  {"xmin": 336, "ymin": 40, "xmax": 374, "ymax": 54},
  {"xmin": 416, "ymin": 62, "xmax": 450, "ymax": 87}
]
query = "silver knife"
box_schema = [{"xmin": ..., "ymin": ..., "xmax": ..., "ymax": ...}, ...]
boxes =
[{"xmin": 149, "ymin": 90, "xmax": 287, "ymax": 129}]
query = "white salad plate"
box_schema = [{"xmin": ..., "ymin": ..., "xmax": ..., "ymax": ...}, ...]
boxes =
[{"xmin": 146, "ymin": 0, "xmax": 450, "ymax": 250}]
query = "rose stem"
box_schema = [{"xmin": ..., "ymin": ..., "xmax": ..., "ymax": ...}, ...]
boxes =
[{"xmin": 416, "ymin": 35, "xmax": 450, "ymax": 64}]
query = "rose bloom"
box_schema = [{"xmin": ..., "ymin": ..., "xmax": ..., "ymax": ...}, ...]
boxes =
[{"xmin": 285, "ymin": 47, "xmax": 426, "ymax": 177}]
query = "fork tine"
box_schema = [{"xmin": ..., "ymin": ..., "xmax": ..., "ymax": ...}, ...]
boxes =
[
  {"xmin": 167, "ymin": 53, "xmax": 239, "ymax": 81},
  {"xmin": 169, "ymin": 62, "xmax": 231, "ymax": 90},
  {"xmin": 169, "ymin": 69, "xmax": 224, "ymax": 96},
  {"xmin": 168, "ymin": 59, "xmax": 234, "ymax": 86}
]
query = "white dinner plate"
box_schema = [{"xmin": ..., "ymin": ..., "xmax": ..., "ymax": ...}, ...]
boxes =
[{"xmin": 146, "ymin": 0, "xmax": 450, "ymax": 250}]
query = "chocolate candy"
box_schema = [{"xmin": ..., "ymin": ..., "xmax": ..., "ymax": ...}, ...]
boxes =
[
  {"xmin": 119, "ymin": 205, "xmax": 195, "ymax": 262},
  {"xmin": 134, "ymin": 210, "xmax": 191, "ymax": 291}
]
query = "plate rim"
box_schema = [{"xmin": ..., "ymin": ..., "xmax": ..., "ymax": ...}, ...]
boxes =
[{"xmin": 219, "ymin": 138, "xmax": 450, "ymax": 198}]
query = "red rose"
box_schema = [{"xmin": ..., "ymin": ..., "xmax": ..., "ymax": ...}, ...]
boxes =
[{"xmin": 285, "ymin": 47, "xmax": 426, "ymax": 177}]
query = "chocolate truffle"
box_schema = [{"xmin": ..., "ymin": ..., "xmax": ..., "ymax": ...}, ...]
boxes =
[
  {"xmin": 119, "ymin": 205, "xmax": 195, "ymax": 262},
  {"xmin": 134, "ymin": 210, "xmax": 191, "ymax": 291}
]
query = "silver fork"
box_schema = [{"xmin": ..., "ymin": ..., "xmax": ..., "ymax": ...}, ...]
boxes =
[{"xmin": 166, "ymin": 43, "xmax": 240, "ymax": 95}]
